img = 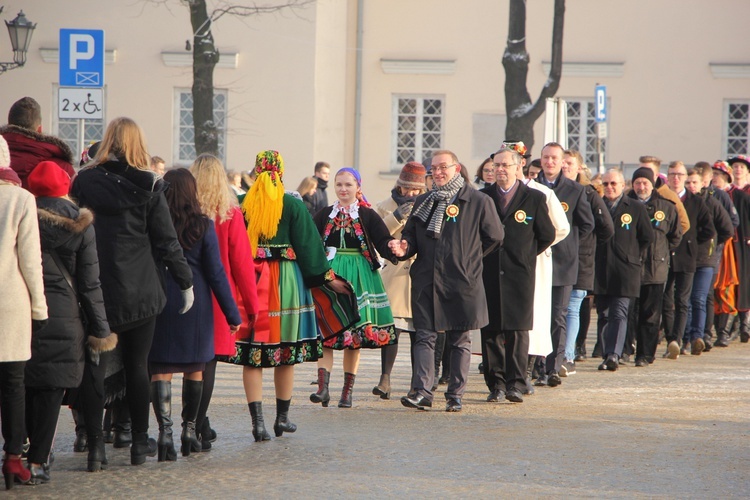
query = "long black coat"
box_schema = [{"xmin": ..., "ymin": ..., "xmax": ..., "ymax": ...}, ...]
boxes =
[
  {"xmin": 401, "ymin": 183, "xmax": 504, "ymax": 331},
  {"xmin": 480, "ymin": 182, "xmax": 555, "ymax": 330},
  {"xmin": 594, "ymin": 195, "xmax": 654, "ymax": 297},
  {"xmin": 575, "ymin": 184, "xmax": 614, "ymax": 291},
  {"xmin": 729, "ymin": 186, "xmax": 750, "ymax": 309},
  {"xmin": 536, "ymin": 174, "xmax": 595, "ymax": 286},
  {"xmin": 71, "ymin": 161, "xmax": 192, "ymax": 329},
  {"xmin": 696, "ymin": 192, "xmax": 734, "ymax": 268},
  {"xmin": 627, "ymin": 190, "xmax": 682, "ymax": 285},
  {"xmin": 25, "ymin": 197, "xmax": 111, "ymax": 388},
  {"xmin": 671, "ymin": 191, "xmax": 715, "ymax": 274}
]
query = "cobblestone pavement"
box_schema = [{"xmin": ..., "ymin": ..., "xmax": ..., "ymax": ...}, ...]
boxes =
[{"xmin": 7, "ymin": 333, "xmax": 750, "ymax": 499}]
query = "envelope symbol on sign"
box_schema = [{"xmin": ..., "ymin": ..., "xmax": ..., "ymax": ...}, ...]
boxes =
[{"xmin": 76, "ymin": 72, "xmax": 100, "ymax": 85}]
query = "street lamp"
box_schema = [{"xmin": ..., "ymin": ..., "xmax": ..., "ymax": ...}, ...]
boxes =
[{"xmin": 1, "ymin": 9, "xmax": 36, "ymax": 74}]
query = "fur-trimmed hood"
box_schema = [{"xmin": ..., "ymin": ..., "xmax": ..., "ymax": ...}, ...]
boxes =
[
  {"xmin": 36, "ymin": 197, "xmax": 93, "ymax": 250},
  {"xmin": 0, "ymin": 124, "xmax": 74, "ymax": 164}
]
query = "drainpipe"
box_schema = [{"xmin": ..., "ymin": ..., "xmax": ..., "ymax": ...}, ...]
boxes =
[{"xmin": 353, "ymin": 0, "xmax": 363, "ymax": 170}]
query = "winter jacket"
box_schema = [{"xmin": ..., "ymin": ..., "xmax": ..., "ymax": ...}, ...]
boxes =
[
  {"xmin": 70, "ymin": 160, "xmax": 192, "ymax": 329},
  {"xmin": 0, "ymin": 125, "xmax": 75, "ymax": 189},
  {"xmin": 696, "ymin": 190, "xmax": 734, "ymax": 269},
  {"xmin": 575, "ymin": 185, "xmax": 614, "ymax": 291},
  {"xmin": 25, "ymin": 197, "xmax": 114, "ymax": 388},
  {"xmin": 670, "ymin": 191, "xmax": 715, "ymax": 274},
  {"xmin": 309, "ymin": 177, "xmax": 328, "ymax": 215}
]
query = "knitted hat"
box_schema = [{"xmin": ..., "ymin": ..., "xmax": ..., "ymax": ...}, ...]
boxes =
[
  {"xmin": 727, "ymin": 155, "xmax": 750, "ymax": 170},
  {"xmin": 27, "ymin": 161, "xmax": 71, "ymax": 197},
  {"xmin": 632, "ymin": 166, "xmax": 655, "ymax": 186},
  {"xmin": 396, "ymin": 162, "xmax": 426, "ymax": 190},
  {"xmin": 712, "ymin": 160, "xmax": 733, "ymax": 183},
  {"xmin": 0, "ymin": 134, "xmax": 10, "ymax": 168}
]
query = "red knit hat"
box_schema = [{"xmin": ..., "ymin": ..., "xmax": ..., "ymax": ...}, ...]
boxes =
[
  {"xmin": 27, "ymin": 161, "xmax": 71, "ymax": 197},
  {"xmin": 712, "ymin": 160, "xmax": 733, "ymax": 183},
  {"xmin": 397, "ymin": 162, "xmax": 426, "ymax": 190}
]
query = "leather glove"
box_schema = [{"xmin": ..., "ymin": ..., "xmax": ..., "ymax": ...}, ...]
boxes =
[
  {"xmin": 32, "ymin": 319, "xmax": 48, "ymax": 333},
  {"xmin": 179, "ymin": 286, "xmax": 194, "ymax": 314},
  {"xmin": 394, "ymin": 202, "xmax": 414, "ymax": 222}
]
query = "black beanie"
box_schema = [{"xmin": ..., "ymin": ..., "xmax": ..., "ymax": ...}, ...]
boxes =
[{"xmin": 632, "ymin": 166, "xmax": 655, "ymax": 186}]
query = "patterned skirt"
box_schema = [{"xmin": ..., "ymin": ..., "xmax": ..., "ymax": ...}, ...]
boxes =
[
  {"xmin": 227, "ymin": 259, "xmax": 321, "ymax": 368},
  {"xmin": 323, "ymin": 249, "xmax": 396, "ymax": 350}
]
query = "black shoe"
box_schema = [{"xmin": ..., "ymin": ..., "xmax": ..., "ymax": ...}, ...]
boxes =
[
  {"xmin": 486, "ymin": 389, "xmax": 504, "ymax": 402},
  {"xmin": 523, "ymin": 378, "xmax": 535, "ymax": 396},
  {"xmin": 87, "ymin": 436, "xmax": 108, "ymax": 472},
  {"xmin": 477, "ymin": 362, "xmax": 484, "ymax": 374},
  {"xmin": 438, "ymin": 376, "xmax": 450, "ymax": 385},
  {"xmin": 73, "ymin": 430, "xmax": 88, "ymax": 452},
  {"xmin": 200, "ymin": 417, "xmax": 217, "ymax": 443},
  {"xmin": 534, "ymin": 374, "xmax": 548, "ymax": 386},
  {"xmin": 248, "ymin": 402, "xmax": 272, "ymax": 442},
  {"xmin": 547, "ymin": 372, "xmax": 562, "ymax": 387},
  {"xmin": 619, "ymin": 353, "xmax": 631, "ymax": 364},
  {"xmin": 703, "ymin": 338, "xmax": 713, "ymax": 352},
  {"xmin": 714, "ymin": 334, "xmax": 729, "ymax": 347},
  {"xmin": 604, "ymin": 355, "xmax": 618, "ymax": 371},
  {"xmin": 273, "ymin": 398, "xmax": 297, "ymax": 437},
  {"xmin": 741, "ymin": 332, "xmax": 749, "ymax": 343},
  {"xmin": 635, "ymin": 358, "xmax": 647, "ymax": 367},
  {"xmin": 28, "ymin": 463, "xmax": 50, "ymax": 484},
  {"xmin": 505, "ymin": 388, "xmax": 524, "ymax": 403},
  {"xmin": 130, "ymin": 433, "xmax": 157, "ymax": 465},
  {"xmin": 372, "ymin": 374, "xmax": 391, "ymax": 400},
  {"xmin": 445, "ymin": 398, "xmax": 462, "ymax": 412},
  {"xmin": 113, "ymin": 431, "xmax": 132, "ymax": 449},
  {"xmin": 400, "ymin": 394, "xmax": 432, "ymax": 410}
]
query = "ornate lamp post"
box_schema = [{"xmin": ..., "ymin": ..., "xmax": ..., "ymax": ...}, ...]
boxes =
[{"xmin": 1, "ymin": 9, "xmax": 36, "ymax": 74}]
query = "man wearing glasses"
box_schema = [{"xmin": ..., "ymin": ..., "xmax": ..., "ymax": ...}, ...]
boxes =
[
  {"xmin": 390, "ymin": 150, "xmax": 504, "ymax": 412},
  {"xmin": 639, "ymin": 156, "xmax": 690, "ymax": 235},
  {"xmin": 534, "ymin": 142, "xmax": 594, "ymax": 388}
]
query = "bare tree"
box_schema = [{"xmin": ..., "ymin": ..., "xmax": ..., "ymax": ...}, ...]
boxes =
[
  {"xmin": 503, "ymin": 0, "xmax": 565, "ymax": 152},
  {"xmin": 180, "ymin": 0, "xmax": 313, "ymax": 156}
]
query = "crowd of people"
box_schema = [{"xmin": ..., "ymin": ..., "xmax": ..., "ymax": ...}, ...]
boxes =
[{"xmin": 1, "ymin": 95, "xmax": 749, "ymax": 488}]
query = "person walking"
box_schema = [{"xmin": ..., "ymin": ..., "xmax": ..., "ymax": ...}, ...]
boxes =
[{"xmin": 70, "ymin": 117, "xmax": 194, "ymax": 465}]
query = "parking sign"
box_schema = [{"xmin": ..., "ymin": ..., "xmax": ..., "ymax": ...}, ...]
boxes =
[
  {"xmin": 595, "ymin": 84, "xmax": 607, "ymax": 123},
  {"xmin": 59, "ymin": 29, "xmax": 105, "ymax": 87}
]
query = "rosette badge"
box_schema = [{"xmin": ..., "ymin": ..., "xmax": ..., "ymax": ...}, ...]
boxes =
[
  {"xmin": 621, "ymin": 213, "xmax": 632, "ymax": 230},
  {"xmin": 445, "ymin": 204, "xmax": 460, "ymax": 222},
  {"xmin": 514, "ymin": 210, "xmax": 532, "ymax": 225}
]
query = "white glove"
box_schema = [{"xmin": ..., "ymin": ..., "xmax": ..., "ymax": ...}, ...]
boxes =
[{"xmin": 179, "ymin": 286, "xmax": 194, "ymax": 314}]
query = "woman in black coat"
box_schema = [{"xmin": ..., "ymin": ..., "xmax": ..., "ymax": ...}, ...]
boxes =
[
  {"xmin": 71, "ymin": 117, "xmax": 193, "ymax": 466},
  {"xmin": 25, "ymin": 161, "xmax": 116, "ymax": 480}
]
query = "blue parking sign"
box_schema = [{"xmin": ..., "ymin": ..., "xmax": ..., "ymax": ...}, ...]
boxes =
[
  {"xmin": 595, "ymin": 85, "xmax": 607, "ymax": 123},
  {"xmin": 59, "ymin": 29, "xmax": 105, "ymax": 87}
]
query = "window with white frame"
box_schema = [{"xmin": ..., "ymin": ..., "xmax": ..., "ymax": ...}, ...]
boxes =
[
  {"xmin": 725, "ymin": 101, "xmax": 749, "ymax": 157},
  {"xmin": 392, "ymin": 95, "xmax": 443, "ymax": 169},
  {"xmin": 566, "ymin": 99, "xmax": 607, "ymax": 167},
  {"xmin": 174, "ymin": 88, "xmax": 227, "ymax": 166}
]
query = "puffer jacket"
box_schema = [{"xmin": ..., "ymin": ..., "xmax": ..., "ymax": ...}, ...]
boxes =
[
  {"xmin": 0, "ymin": 125, "xmax": 75, "ymax": 189},
  {"xmin": 70, "ymin": 160, "xmax": 192, "ymax": 329}
]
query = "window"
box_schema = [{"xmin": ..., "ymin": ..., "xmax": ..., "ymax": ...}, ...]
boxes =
[
  {"xmin": 392, "ymin": 95, "xmax": 443, "ymax": 169},
  {"xmin": 566, "ymin": 99, "xmax": 607, "ymax": 167},
  {"xmin": 174, "ymin": 88, "xmax": 227, "ymax": 166},
  {"xmin": 725, "ymin": 101, "xmax": 749, "ymax": 157}
]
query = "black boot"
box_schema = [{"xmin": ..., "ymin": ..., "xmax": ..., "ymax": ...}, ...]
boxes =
[
  {"xmin": 338, "ymin": 372, "xmax": 356, "ymax": 408},
  {"xmin": 150, "ymin": 381, "xmax": 176, "ymax": 462},
  {"xmin": 72, "ymin": 409, "xmax": 88, "ymax": 452},
  {"xmin": 102, "ymin": 407, "xmax": 113, "ymax": 444},
  {"xmin": 248, "ymin": 402, "xmax": 271, "ymax": 442},
  {"xmin": 309, "ymin": 368, "xmax": 330, "ymax": 407},
  {"xmin": 372, "ymin": 374, "xmax": 391, "ymax": 399},
  {"xmin": 273, "ymin": 398, "xmax": 297, "ymax": 437},
  {"xmin": 86, "ymin": 436, "xmax": 107, "ymax": 472},
  {"xmin": 180, "ymin": 379, "xmax": 203, "ymax": 457},
  {"xmin": 523, "ymin": 356, "xmax": 535, "ymax": 396},
  {"xmin": 740, "ymin": 311, "xmax": 750, "ymax": 343},
  {"xmin": 112, "ymin": 401, "xmax": 132, "ymax": 449},
  {"xmin": 130, "ymin": 432, "xmax": 157, "ymax": 466},
  {"xmin": 728, "ymin": 313, "xmax": 740, "ymax": 341}
]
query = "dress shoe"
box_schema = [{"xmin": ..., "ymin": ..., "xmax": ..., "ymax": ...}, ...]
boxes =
[
  {"xmin": 547, "ymin": 372, "xmax": 562, "ymax": 387},
  {"xmin": 533, "ymin": 374, "xmax": 548, "ymax": 386},
  {"xmin": 445, "ymin": 398, "xmax": 462, "ymax": 412},
  {"xmin": 486, "ymin": 389, "xmax": 504, "ymax": 402},
  {"xmin": 691, "ymin": 338, "xmax": 705, "ymax": 355},
  {"xmin": 28, "ymin": 463, "xmax": 50, "ymax": 484},
  {"xmin": 714, "ymin": 333, "xmax": 729, "ymax": 347},
  {"xmin": 741, "ymin": 332, "xmax": 749, "ymax": 343},
  {"xmin": 619, "ymin": 353, "xmax": 631, "ymax": 364},
  {"xmin": 703, "ymin": 338, "xmax": 713, "ymax": 352},
  {"xmin": 523, "ymin": 378, "xmax": 535, "ymax": 395},
  {"xmin": 604, "ymin": 355, "xmax": 618, "ymax": 371},
  {"xmin": 400, "ymin": 394, "xmax": 432, "ymax": 410},
  {"xmin": 635, "ymin": 358, "xmax": 647, "ymax": 367},
  {"xmin": 505, "ymin": 388, "xmax": 524, "ymax": 403},
  {"xmin": 73, "ymin": 430, "xmax": 88, "ymax": 452},
  {"xmin": 372, "ymin": 374, "xmax": 391, "ymax": 400}
]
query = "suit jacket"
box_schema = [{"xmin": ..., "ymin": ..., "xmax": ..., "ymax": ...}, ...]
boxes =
[
  {"xmin": 536, "ymin": 173, "xmax": 595, "ymax": 286},
  {"xmin": 480, "ymin": 182, "xmax": 555, "ymax": 330},
  {"xmin": 595, "ymin": 195, "xmax": 655, "ymax": 297},
  {"xmin": 671, "ymin": 190, "xmax": 715, "ymax": 273}
]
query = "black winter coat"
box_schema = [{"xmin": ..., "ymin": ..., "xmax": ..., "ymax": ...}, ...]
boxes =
[
  {"xmin": 309, "ymin": 177, "xmax": 329, "ymax": 216},
  {"xmin": 575, "ymin": 184, "xmax": 614, "ymax": 291},
  {"xmin": 696, "ymin": 191, "xmax": 734, "ymax": 269},
  {"xmin": 25, "ymin": 197, "xmax": 111, "ymax": 388},
  {"xmin": 480, "ymin": 182, "xmax": 555, "ymax": 330},
  {"xmin": 594, "ymin": 195, "xmax": 655, "ymax": 297},
  {"xmin": 401, "ymin": 183, "xmax": 504, "ymax": 331},
  {"xmin": 670, "ymin": 191, "xmax": 715, "ymax": 274},
  {"xmin": 627, "ymin": 190, "xmax": 682, "ymax": 285},
  {"xmin": 71, "ymin": 160, "xmax": 192, "ymax": 329}
]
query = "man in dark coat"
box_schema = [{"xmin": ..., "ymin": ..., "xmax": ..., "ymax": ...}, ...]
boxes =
[
  {"xmin": 391, "ymin": 149, "xmax": 504, "ymax": 412},
  {"xmin": 0, "ymin": 97, "xmax": 76, "ymax": 189},
  {"xmin": 595, "ymin": 169, "xmax": 654, "ymax": 371},
  {"xmin": 662, "ymin": 161, "xmax": 715, "ymax": 359},
  {"xmin": 308, "ymin": 161, "xmax": 330, "ymax": 216},
  {"xmin": 726, "ymin": 156, "xmax": 750, "ymax": 342},
  {"xmin": 535, "ymin": 142, "xmax": 594, "ymax": 387},
  {"xmin": 479, "ymin": 147, "xmax": 555, "ymax": 403},
  {"xmin": 627, "ymin": 167, "xmax": 682, "ymax": 366}
]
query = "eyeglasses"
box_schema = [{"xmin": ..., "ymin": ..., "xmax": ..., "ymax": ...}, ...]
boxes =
[
  {"xmin": 432, "ymin": 163, "xmax": 456, "ymax": 173},
  {"xmin": 482, "ymin": 168, "xmax": 494, "ymax": 174},
  {"xmin": 601, "ymin": 181, "xmax": 620, "ymax": 187},
  {"xmin": 667, "ymin": 172, "xmax": 686, "ymax": 178},
  {"xmin": 492, "ymin": 163, "xmax": 517, "ymax": 169}
]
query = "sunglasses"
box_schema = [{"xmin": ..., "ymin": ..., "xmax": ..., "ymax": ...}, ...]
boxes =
[{"xmin": 601, "ymin": 181, "xmax": 620, "ymax": 187}]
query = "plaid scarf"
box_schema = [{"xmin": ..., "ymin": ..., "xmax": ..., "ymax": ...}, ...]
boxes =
[{"xmin": 412, "ymin": 172, "xmax": 464, "ymax": 239}]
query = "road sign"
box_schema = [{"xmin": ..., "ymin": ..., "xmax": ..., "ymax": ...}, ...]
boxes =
[
  {"xmin": 58, "ymin": 88, "xmax": 103, "ymax": 119},
  {"xmin": 597, "ymin": 122, "xmax": 608, "ymax": 139},
  {"xmin": 595, "ymin": 84, "xmax": 607, "ymax": 122},
  {"xmin": 59, "ymin": 29, "xmax": 105, "ymax": 87}
]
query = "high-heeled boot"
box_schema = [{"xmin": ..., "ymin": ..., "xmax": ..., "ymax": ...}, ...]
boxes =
[
  {"xmin": 2, "ymin": 454, "xmax": 31, "ymax": 490},
  {"xmin": 180, "ymin": 379, "xmax": 203, "ymax": 457},
  {"xmin": 150, "ymin": 381, "xmax": 177, "ymax": 462},
  {"xmin": 86, "ymin": 436, "xmax": 108, "ymax": 472},
  {"xmin": 372, "ymin": 374, "xmax": 391, "ymax": 399},
  {"xmin": 248, "ymin": 402, "xmax": 271, "ymax": 442},
  {"xmin": 338, "ymin": 372, "xmax": 356, "ymax": 408},
  {"xmin": 273, "ymin": 398, "xmax": 297, "ymax": 437},
  {"xmin": 130, "ymin": 432, "xmax": 157, "ymax": 466},
  {"xmin": 309, "ymin": 368, "xmax": 330, "ymax": 407}
]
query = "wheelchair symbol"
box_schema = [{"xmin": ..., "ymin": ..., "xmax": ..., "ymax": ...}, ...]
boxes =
[{"xmin": 84, "ymin": 93, "xmax": 101, "ymax": 115}]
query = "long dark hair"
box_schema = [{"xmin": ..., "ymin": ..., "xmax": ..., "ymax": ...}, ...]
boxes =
[{"xmin": 164, "ymin": 168, "xmax": 209, "ymax": 250}]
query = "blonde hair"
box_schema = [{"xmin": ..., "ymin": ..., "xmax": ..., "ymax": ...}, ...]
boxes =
[
  {"xmin": 296, "ymin": 176, "xmax": 317, "ymax": 197},
  {"xmin": 95, "ymin": 117, "xmax": 150, "ymax": 170},
  {"xmin": 190, "ymin": 153, "xmax": 238, "ymax": 223}
]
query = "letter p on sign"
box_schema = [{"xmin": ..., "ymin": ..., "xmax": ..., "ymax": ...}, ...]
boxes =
[
  {"xmin": 59, "ymin": 29, "xmax": 105, "ymax": 87},
  {"xmin": 69, "ymin": 34, "xmax": 94, "ymax": 69}
]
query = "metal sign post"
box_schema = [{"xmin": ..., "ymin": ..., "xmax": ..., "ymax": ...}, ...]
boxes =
[{"xmin": 595, "ymin": 84, "xmax": 607, "ymax": 174}]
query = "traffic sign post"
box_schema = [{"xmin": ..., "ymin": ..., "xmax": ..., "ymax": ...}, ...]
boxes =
[{"xmin": 595, "ymin": 84, "xmax": 607, "ymax": 174}]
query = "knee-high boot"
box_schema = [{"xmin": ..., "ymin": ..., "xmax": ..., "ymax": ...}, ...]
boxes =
[
  {"xmin": 309, "ymin": 368, "xmax": 330, "ymax": 407},
  {"xmin": 739, "ymin": 311, "xmax": 750, "ymax": 343},
  {"xmin": 273, "ymin": 399, "xmax": 297, "ymax": 437},
  {"xmin": 150, "ymin": 381, "xmax": 176, "ymax": 462},
  {"xmin": 180, "ymin": 379, "xmax": 203, "ymax": 457},
  {"xmin": 248, "ymin": 402, "xmax": 271, "ymax": 442},
  {"xmin": 338, "ymin": 372, "xmax": 356, "ymax": 408}
]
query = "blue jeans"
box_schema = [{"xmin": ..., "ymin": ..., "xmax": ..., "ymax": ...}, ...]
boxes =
[
  {"xmin": 564, "ymin": 289, "xmax": 587, "ymax": 361},
  {"xmin": 685, "ymin": 266, "xmax": 715, "ymax": 343}
]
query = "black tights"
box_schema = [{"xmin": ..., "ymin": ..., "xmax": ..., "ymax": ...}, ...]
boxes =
[
  {"xmin": 196, "ymin": 357, "xmax": 217, "ymax": 432},
  {"xmin": 117, "ymin": 316, "xmax": 157, "ymax": 435}
]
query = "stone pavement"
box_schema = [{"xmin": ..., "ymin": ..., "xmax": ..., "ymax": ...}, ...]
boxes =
[{"xmin": 7, "ymin": 335, "xmax": 750, "ymax": 499}]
